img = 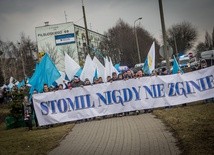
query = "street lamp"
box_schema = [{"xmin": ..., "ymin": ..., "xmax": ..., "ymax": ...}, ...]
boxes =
[{"xmin": 134, "ymin": 17, "xmax": 142, "ymax": 63}]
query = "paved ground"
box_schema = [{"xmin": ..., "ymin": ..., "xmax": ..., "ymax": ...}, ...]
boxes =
[{"xmin": 49, "ymin": 113, "xmax": 181, "ymax": 155}]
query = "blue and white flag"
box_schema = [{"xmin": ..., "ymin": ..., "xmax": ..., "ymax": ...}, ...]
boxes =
[
  {"xmin": 172, "ymin": 55, "xmax": 183, "ymax": 74},
  {"xmin": 143, "ymin": 42, "xmax": 155, "ymax": 74}
]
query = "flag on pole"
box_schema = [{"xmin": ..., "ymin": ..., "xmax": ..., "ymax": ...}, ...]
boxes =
[
  {"xmin": 94, "ymin": 69, "xmax": 98, "ymax": 79},
  {"xmin": 75, "ymin": 68, "xmax": 83, "ymax": 77},
  {"xmin": 65, "ymin": 53, "xmax": 81, "ymax": 81},
  {"xmin": 172, "ymin": 55, "xmax": 183, "ymax": 74},
  {"xmin": 143, "ymin": 57, "xmax": 149, "ymax": 75},
  {"xmin": 17, "ymin": 80, "xmax": 25, "ymax": 89},
  {"xmin": 104, "ymin": 57, "xmax": 111, "ymax": 79},
  {"xmin": 55, "ymin": 71, "xmax": 68, "ymax": 86},
  {"xmin": 114, "ymin": 63, "xmax": 120, "ymax": 73},
  {"xmin": 93, "ymin": 56, "xmax": 105, "ymax": 81},
  {"xmin": 143, "ymin": 42, "xmax": 155, "ymax": 74},
  {"xmin": 109, "ymin": 58, "xmax": 119, "ymax": 75},
  {"xmin": 80, "ymin": 54, "xmax": 96, "ymax": 83},
  {"xmin": 29, "ymin": 54, "xmax": 61, "ymax": 93}
]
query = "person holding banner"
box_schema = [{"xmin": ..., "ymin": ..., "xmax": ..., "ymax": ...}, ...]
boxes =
[
  {"xmin": 93, "ymin": 78, "xmax": 99, "ymax": 85},
  {"xmin": 43, "ymin": 84, "xmax": 49, "ymax": 93},
  {"xmin": 58, "ymin": 84, "xmax": 64, "ymax": 90},
  {"xmin": 126, "ymin": 70, "xmax": 134, "ymax": 79},
  {"xmin": 151, "ymin": 70, "xmax": 158, "ymax": 76},
  {"xmin": 30, "ymin": 90, "xmax": 39, "ymax": 128},
  {"xmin": 98, "ymin": 77, "xmax": 104, "ymax": 84},
  {"xmin": 117, "ymin": 73, "xmax": 124, "ymax": 80},
  {"xmin": 161, "ymin": 68, "xmax": 169, "ymax": 75},
  {"xmin": 136, "ymin": 69, "xmax": 144, "ymax": 78},
  {"xmin": 23, "ymin": 96, "xmax": 32, "ymax": 131},
  {"xmin": 64, "ymin": 81, "xmax": 72, "ymax": 89},
  {"xmin": 112, "ymin": 72, "xmax": 118, "ymax": 81},
  {"xmin": 124, "ymin": 70, "xmax": 134, "ymax": 116},
  {"xmin": 84, "ymin": 78, "xmax": 91, "ymax": 86},
  {"xmin": 107, "ymin": 76, "xmax": 112, "ymax": 83},
  {"xmin": 72, "ymin": 76, "xmax": 84, "ymax": 88}
]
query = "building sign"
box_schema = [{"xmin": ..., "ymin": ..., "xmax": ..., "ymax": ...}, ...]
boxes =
[{"xmin": 55, "ymin": 33, "xmax": 75, "ymax": 46}]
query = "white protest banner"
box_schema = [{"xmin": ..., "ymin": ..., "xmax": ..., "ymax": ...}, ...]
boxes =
[{"xmin": 33, "ymin": 66, "xmax": 214, "ymax": 126}]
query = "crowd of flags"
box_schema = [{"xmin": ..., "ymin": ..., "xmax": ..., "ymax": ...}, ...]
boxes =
[{"xmin": 1, "ymin": 41, "xmax": 184, "ymax": 94}]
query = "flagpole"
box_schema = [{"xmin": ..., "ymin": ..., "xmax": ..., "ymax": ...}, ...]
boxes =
[
  {"xmin": 134, "ymin": 17, "xmax": 142, "ymax": 63},
  {"xmin": 82, "ymin": 0, "xmax": 90, "ymax": 56},
  {"xmin": 158, "ymin": 0, "xmax": 170, "ymax": 71}
]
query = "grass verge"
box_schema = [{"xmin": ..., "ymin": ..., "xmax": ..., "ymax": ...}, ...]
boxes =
[
  {"xmin": 153, "ymin": 102, "xmax": 214, "ymax": 155},
  {"xmin": 0, "ymin": 104, "xmax": 10, "ymax": 124},
  {"xmin": 0, "ymin": 103, "xmax": 75, "ymax": 155},
  {"xmin": 0, "ymin": 123, "xmax": 75, "ymax": 155}
]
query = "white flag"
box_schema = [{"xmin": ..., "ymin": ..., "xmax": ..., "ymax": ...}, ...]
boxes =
[
  {"xmin": 80, "ymin": 54, "xmax": 96, "ymax": 83},
  {"xmin": 104, "ymin": 57, "xmax": 111, "ymax": 79},
  {"xmin": 65, "ymin": 53, "xmax": 81, "ymax": 81},
  {"xmin": 109, "ymin": 58, "xmax": 119, "ymax": 75},
  {"xmin": 55, "ymin": 71, "xmax": 69, "ymax": 88}
]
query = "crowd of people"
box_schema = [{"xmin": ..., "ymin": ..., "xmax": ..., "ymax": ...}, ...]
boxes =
[
  {"xmin": 40, "ymin": 69, "xmax": 160, "ymax": 92},
  {"xmin": 21, "ymin": 68, "xmax": 167, "ymax": 130},
  {"xmin": 0, "ymin": 60, "xmax": 213, "ymax": 130}
]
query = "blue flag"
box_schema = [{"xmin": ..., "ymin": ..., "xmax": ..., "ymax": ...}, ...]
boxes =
[
  {"xmin": 114, "ymin": 63, "xmax": 120, "ymax": 73},
  {"xmin": 29, "ymin": 54, "xmax": 61, "ymax": 93},
  {"xmin": 17, "ymin": 80, "xmax": 25, "ymax": 89},
  {"xmin": 75, "ymin": 67, "xmax": 83, "ymax": 78},
  {"xmin": 143, "ymin": 57, "xmax": 150, "ymax": 75},
  {"xmin": 94, "ymin": 69, "xmax": 98, "ymax": 79},
  {"xmin": 172, "ymin": 55, "xmax": 183, "ymax": 74},
  {"xmin": 65, "ymin": 74, "xmax": 70, "ymax": 81}
]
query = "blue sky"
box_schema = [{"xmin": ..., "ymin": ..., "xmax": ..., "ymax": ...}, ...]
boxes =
[{"xmin": 0, "ymin": 0, "xmax": 213, "ymax": 44}]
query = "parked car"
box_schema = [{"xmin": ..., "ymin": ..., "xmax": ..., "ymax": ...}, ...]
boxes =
[{"xmin": 200, "ymin": 50, "xmax": 214, "ymax": 67}]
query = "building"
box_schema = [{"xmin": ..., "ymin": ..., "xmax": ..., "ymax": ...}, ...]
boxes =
[{"xmin": 35, "ymin": 22, "xmax": 106, "ymax": 71}]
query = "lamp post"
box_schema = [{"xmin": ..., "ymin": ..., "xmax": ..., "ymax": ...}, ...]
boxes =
[{"xmin": 134, "ymin": 17, "xmax": 142, "ymax": 63}]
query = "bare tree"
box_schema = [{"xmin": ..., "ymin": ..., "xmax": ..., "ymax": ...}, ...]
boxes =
[
  {"xmin": 212, "ymin": 27, "xmax": 214, "ymax": 49},
  {"xmin": 196, "ymin": 27, "xmax": 214, "ymax": 51},
  {"xmin": 0, "ymin": 40, "xmax": 9, "ymax": 83},
  {"xmin": 0, "ymin": 40, "xmax": 17, "ymax": 83},
  {"xmin": 60, "ymin": 45, "xmax": 76, "ymax": 59},
  {"xmin": 41, "ymin": 43, "xmax": 61, "ymax": 65},
  {"xmin": 17, "ymin": 33, "xmax": 37, "ymax": 79},
  {"xmin": 204, "ymin": 31, "xmax": 213, "ymax": 50},
  {"xmin": 101, "ymin": 19, "xmax": 159, "ymax": 67},
  {"xmin": 167, "ymin": 21, "xmax": 198, "ymax": 55},
  {"xmin": 0, "ymin": 34, "xmax": 36, "ymax": 84},
  {"xmin": 196, "ymin": 42, "xmax": 206, "ymax": 52}
]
